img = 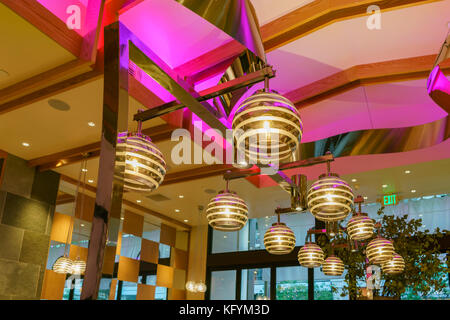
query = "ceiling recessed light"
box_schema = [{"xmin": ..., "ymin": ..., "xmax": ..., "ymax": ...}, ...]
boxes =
[
  {"xmin": 183, "ymin": 219, "xmax": 188, "ymax": 223},
  {"xmin": 405, "ymin": 170, "xmax": 411, "ymax": 174},
  {"xmin": 80, "ymin": 224, "xmax": 85, "ymax": 227},
  {"xmin": 22, "ymin": 142, "xmax": 30, "ymax": 147},
  {"xmin": 178, "ymin": 195, "xmax": 184, "ymax": 199},
  {"xmin": 136, "ymin": 200, "xmax": 142, "ymax": 203},
  {"xmin": 82, "ymin": 168, "xmax": 88, "ymax": 172},
  {"xmin": 224, "ymin": 235, "xmax": 227, "ymax": 239},
  {"xmin": 419, "ymin": 214, "xmax": 423, "ymax": 217},
  {"xmin": 411, "ymin": 189, "xmax": 416, "ymax": 193},
  {"xmin": 363, "ymin": 196, "xmax": 368, "ymax": 200},
  {"xmin": 120, "ymin": 217, "xmax": 124, "ymax": 220},
  {"xmin": 351, "ymin": 179, "xmax": 357, "ymax": 182},
  {"xmin": 175, "ymin": 209, "xmax": 180, "ymax": 213},
  {"xmin": 88, "ymin": 122, "xmax": 96, "ymax": 127},
  {"xmin": 88, "ymin": 179, "xmax": 94, "ymax": 183},
  {"xmin": 382, "ymin": 184, "xmax": 388, "ymax": 188}
]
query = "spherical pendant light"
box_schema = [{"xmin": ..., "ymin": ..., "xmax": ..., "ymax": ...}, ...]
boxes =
[
  {"xmin": 381, "ymin": 253, "xmax": 405, "ymax": 274},
  {"xmin": 71, "ymin": 258, "xmax": 86, "ymax": 275},
  {"xmin": 322, "ymin": 255, "xmax": 345, "ymax": 276},
  {"xmin": 185, "ymin": 281, "xmax": 197, "ymax": 293},
  {"xmin": 53, "ymin": 256, "xmax": 73, "ymax": 274},
  {"xmin": 232, "ymin": 90, "xmax": 303, "ymax": 164},
  {"xmin": 307, "ymin": 173, "xmax": 354, "ymax": 222},
  {"xmin": 366, "ymin": 236, "xmax": 395, "ymax": 264},
  {"xmin": 347, "ymin": 214, "xmax": 375, "ymax": 240},
  {"xmin": 116, "ymin": 124, "xmax": 166, "ymax": 193},
  {"xmin": 196, "ymin": 282, "xmax": 207, "ymax": 293},
  {"xmin": 298, "ymin": 242, "xmax": 324, "ymax": 268},
  {"xmin": 263, "ymin": 219, "xmax": 296, "ymax": 255},
  {"xmin": 206, "ymin": 190, "xmax": 248, "ymax": 231}
]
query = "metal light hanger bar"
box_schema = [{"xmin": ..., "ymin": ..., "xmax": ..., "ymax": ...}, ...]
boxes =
[
  {"xmin": 134, "ymin": 66, "xmax": 275, "ymax": 122},
  {"xmin": 224, "ymin": 153, "xmax": 334, "ymax": 181}
]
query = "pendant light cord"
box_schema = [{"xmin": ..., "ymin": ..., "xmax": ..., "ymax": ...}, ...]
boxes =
[
  {"xmin": 75, "ymin": 156, "xmax": 88, "ymax": 259},
  {"xmin": 63, "ymin": 158, "xmax": 84, "ymax": 257}
]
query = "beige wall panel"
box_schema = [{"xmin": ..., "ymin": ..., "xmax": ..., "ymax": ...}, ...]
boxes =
[
  {"xmin": 156, "ymin": 264, "xmax": 174, "ymax": 288},
  {"xmin": 137, "ymin": 284, "xmax": 156, "ymax": 300},
  {"xmin": 117, "ymin": 256, "xmax": 140, "ymax": 282},
  {"xmin": 175, "ymin": 230, "xmax": 189, "ymax": 251},
  {"xmin": 186, "ymin": 225, "xmax": 208, "ymax": 300},
  {"xmin": 160, "ymin": 224, "xmax": 176, "ymax": 247},
  {"xmin": 123, "ymin": 211, "xmax": 144, "ymax": 237},
  {"xmin": 141, "ymin": 239, "xmax": 159, "ymax": 264},
  {"xmin": 40, "ymin": 270, "xmax": 66, "ymax": 300},
  {"xmin": 50, "ymin": 212, "xmax": 72, "ymax": 243}
]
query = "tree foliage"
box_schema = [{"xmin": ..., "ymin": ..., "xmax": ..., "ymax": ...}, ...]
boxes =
[{"xmin": 318, "ymin": 206, "xmax": 449, "ymax": 299}]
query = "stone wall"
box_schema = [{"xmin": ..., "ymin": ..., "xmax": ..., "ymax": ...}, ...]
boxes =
[{"xmin": 0, "ymin": 154, "xmax": 60, "ymax": 300}]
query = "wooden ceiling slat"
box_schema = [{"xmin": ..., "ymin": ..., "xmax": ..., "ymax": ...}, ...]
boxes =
[{"xmin": 286, "ymin": 54, "xmax": 450, "ymax": 108}]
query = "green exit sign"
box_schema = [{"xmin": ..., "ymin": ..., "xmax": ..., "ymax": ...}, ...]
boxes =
[{"xmin": 383, "ymin": 194, "xmax": 397, "ymax": 206}]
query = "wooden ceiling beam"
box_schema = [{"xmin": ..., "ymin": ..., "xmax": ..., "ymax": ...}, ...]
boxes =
[
  {"xmin": 174, "ymin": 0, "xmax": 438, "ymax": 81},
  {"xmin": 285, "ymin": 54, "xmax": 450, "ymax": 108},
  {"xmin": 28, "ymin": 123, "xmax": 176, "ymax": 171}
]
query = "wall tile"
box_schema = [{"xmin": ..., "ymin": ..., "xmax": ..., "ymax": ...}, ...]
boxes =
[
  {"xmin": 2, "ymin": 193, "xmax": 50, "ymax": 233},
  {"xmin": 30, "ymin": 170, "xmax": 60, "ymax": 205},
  {"xmin": 122, "ymin": 211, "xmax": 144, "ymax": 237},
  {"xmin": 175, "ymin": 231, "xmax": 189, "ymax": 251},
  {"xmin": 172, "ymin": 248, "xmax": 188, "ymax": 270},
  {"xmin": 141, "ymin": 239, "xmax": 159, "ymax": 264},
  {"xmin": 156, "ymin": 265, "xmax": 174, "ymax": 288},
  {"xmin": 0, "ymin": 224, "xmax": 24, "ymax": 261},
  {"xmin": 0, "ymin": 191, "xmax": 6, "ymax": 222},
  {"xmin": 0, "ymin": 259, "xmax": 40, "ymax": 297},
  {"xmin": 117, "ymin": 256, "xmax": 139, "ymax": 283},
  {"xmin": 137, "ymin": 284, "xmax": 155, "ymax": 300},
  {"xmin": 0, "ymin": 154, "xmax": 35, "ymax": 198},
  {"xmin": 160, "ymin": 224, "xmax": 176, "ymax": 247},
  {"xmin": 20, "ymin": 230, "xmax": 50, "ymax": 266}
]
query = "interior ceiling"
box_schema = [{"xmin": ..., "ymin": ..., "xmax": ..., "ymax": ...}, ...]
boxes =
[
  {"xmin": 0, "ymin": 3, "xmax": 76, "ymax": 89},
  {"xmin": 1, "ymin": 0, "xmax": 449, "ymax": 228}
]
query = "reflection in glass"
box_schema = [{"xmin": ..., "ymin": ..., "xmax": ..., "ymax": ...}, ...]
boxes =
[
  {"xmin": 241, "ymin": 268, "xmax": 270, "ymax": 300},
  {"xmin": 210, "ymin": 270, "xmax": 236, "ymax": 300},
  {"xmin": 276, "ymin": 266, "xmax": 308, "ymax": 300}
]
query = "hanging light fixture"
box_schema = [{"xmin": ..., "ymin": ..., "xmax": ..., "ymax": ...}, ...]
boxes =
[
  {"xmin": 347, "ymin": 196, "xmax": 374, "ymax": 240},
  {"xmin": 70, "ymin": 156, "xmax": 89, "ymax": 275},
  {"xmin": 196, "ymin": 282, "xmax": 207, "ymax": 293},
  {"xmin": 298, "ymin": 242, "xmax": 324, "ymax": 268},
  {"xmin": 263, "ymin": 213, "xmax": 296, "ymax": 255},
  {"xmin": 71, "ymin": 258, "xmax": 87, "ymax": 275},
  {"xmin": 322, "ymin": 255, "xmax": 345, "ymax": 276},
  {"xmin": 53, "ymin": 156, "xmax": 90, "ymax": 274},
  {"xmin": 307, "ymin": 160, "xmax": 354, "ymax": 222},
  {"xmin": 232, "ymin": 75, "xmax": 303, "ymax": 165},
  {"xmin": 185, "ymin": 281, "xmax": 197, "ymax": 293},
  {"xmin": 366, "ymin": 236, "xmax": 395, "ymax": 264},
  {"xmin": 53, "ymin": 256, "xmax": 73, "ymax": 274},
  {"xmin": 206, "ymin": 179, "xmax": 248, "ymax": 231},
  {"xmin": 381, "ymin": 253, "xmax": 405, "ymax": 274},
  {"xmin": 116, "ymin": 111, "xmax": 166, "ymax": 193}
]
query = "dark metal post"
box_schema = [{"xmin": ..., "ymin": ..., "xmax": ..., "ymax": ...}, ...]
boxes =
[{"xmin": 81, "ymin": 21, "xmax": 129, "ymax": 299}]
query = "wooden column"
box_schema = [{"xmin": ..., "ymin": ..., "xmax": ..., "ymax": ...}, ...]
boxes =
[{"xmin": 81, "ymin": 21, "xmax": 129, "ymax": 299}]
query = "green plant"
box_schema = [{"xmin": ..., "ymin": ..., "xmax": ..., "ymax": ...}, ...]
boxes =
[{"xmin": 319, "ymin": 206, "xmax": 449, "ymax": 299}]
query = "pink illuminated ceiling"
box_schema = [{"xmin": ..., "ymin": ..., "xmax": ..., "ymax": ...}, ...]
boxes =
[
  {"xmin": 120, "ymin": 0, "xmax": 233, "ymax": 69},
  {"xmin": 37, "ymin": 0, "xmax": 88, "ymax": 36}
]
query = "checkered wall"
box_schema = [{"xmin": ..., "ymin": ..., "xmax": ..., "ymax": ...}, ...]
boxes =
[{"xmin": 41, "ymin": 193, "xmax": 189, "ymax": 300}]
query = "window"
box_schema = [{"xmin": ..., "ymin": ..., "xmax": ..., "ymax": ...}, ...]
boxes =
[
  {"xmin": 314, "ymin": 268, "xmax": 348, "ymax": 300},
  {"xmin": 276, "ymin": 266, "xmax": 308, "ymax": 300},
  {"xmin": 210, "ymin": 270, "xmax": 236, "ymax": 300},
  {"xmin": 241, "ymin": 268, "xmax": 270, "ymax": 300}
]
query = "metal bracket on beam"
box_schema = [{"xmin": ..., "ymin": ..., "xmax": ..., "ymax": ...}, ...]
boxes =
[{"xmin": 133, "ymin": 66, "xmax": 275, "ymax": 122}]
